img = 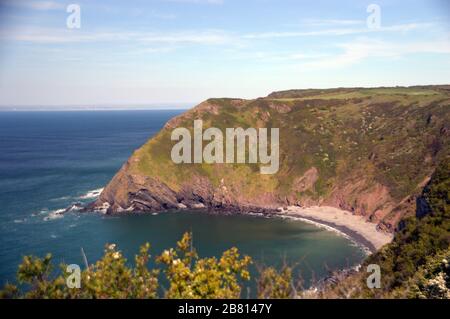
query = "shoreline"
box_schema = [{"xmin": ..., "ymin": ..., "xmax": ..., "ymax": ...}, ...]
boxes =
[
  {"xmin": 277, "ymin": 214, "xmax": 376, "ymax": 254},
  {"xmin": 169, "ymin": 205, "xmax": 394, "ymax": 254},
  {"xmin": 273, "ymin": 206, "xmax": 393, "ymax": 254},
  {"xmin": 85, "ymin": 197, "xmax": 393, "ymax": 254}
]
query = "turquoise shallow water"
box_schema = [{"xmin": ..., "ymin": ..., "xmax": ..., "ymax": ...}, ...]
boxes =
[{"xmin": 0, "ymin": 110, "xmax": 366, "ymax": 290}]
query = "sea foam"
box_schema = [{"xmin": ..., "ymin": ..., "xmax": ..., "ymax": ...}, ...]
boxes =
[
  {"xmin": 79, "ymin": 188, "xmax": 104, "ymax": 199},
  {"xmin": 43, "ymin": 208, "xmax": 66, "ymax": 221}
]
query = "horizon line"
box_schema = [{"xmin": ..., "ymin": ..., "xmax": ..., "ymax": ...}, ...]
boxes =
[{"xmin": 1, "ymin": 84, "xmax": 449, "ymax": 110}]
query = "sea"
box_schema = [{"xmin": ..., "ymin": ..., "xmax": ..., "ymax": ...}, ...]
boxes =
[{"xmin": 0, "ymin": 110, "xmax": 366, "ymax": 293}]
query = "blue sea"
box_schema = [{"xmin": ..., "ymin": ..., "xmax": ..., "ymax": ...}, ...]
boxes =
[{"xmin": 0, "ymin": 110, "xmax": 366, "ymax": 292}]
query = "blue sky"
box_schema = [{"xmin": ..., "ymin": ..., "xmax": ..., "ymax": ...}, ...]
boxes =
[{"xmin": 0, "ymin": 0, "xmax": 449, "ymax": 107}]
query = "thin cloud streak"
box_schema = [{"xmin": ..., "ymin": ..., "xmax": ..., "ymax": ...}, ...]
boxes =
[
  {"xmin": 2, "ymin": 0, "xmax": 65, "ymax": 11},
  {"xmin": 243, "ymin": 23, "xmax": 435, "ymax": 39},
  {"xmin": 0, "ymin": 27, "xmax": 234, "ymax": 45},
  {"xmin": 0, "ymin": 22, "xmax": 436, "ymax": 45},
  {"xmin": 297, "ymin": 38, "xmax": 450, "ymax": 70},
  {"xmin": 299, "ymin": 18, "xmax": 365, "ymax": 27}
]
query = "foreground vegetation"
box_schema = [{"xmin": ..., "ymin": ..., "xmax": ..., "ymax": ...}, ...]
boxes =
[
  {"xmin": 2, "ymin": 159, "xmax": 448, "ymax": 299},
  {"xmin": 0, "ymin": 232, "xmax": 247, "ymax": 299},
  {"xmin": 0, "ymin": 231, "xmax": 299, "ymax": 299}
]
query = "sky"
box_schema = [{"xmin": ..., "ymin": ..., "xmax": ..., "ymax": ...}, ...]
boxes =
[{"xmin": 0, "ymin": 0, "xmax": 449, "ymax": 108}]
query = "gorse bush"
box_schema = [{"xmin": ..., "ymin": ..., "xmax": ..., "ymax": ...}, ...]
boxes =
[
  {"xmin": 409, "ymin": 248, "xmax": 450, "ymax": 299},
  {"xmin": 0, "ymin": 242, "xmax": 159, "ymax": 299},
  {"xmin": 156, "ymin": 232, "xmax": 252, "ymax": 298},
  {"xmin": 0, "ymin": 232, "xmax": 254, "ymax": 299},
  {"xmin": 256, "ymin": 265, "xmax": 296, "ymax": 299}
]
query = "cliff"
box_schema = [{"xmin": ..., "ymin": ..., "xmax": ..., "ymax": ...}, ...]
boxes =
[
  {"xmin": 318, "ymin": 158, "xmax": 449, "ymax": 298},
  {"xmin": 93, "ymin": 86, "xmax": 450, "ymax": 232}
]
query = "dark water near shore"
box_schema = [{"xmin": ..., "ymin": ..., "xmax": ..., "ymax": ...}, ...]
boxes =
[{"xmin": 0, "ymin": 110, "xmax": 366, "ymax": 291}]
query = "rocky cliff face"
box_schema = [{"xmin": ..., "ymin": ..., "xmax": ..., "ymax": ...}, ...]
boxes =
[{"xmin": 93, "ymin": 86, "xmax": 450, "ymax": 232}]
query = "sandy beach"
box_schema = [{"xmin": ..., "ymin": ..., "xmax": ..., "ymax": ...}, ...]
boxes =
[{"xmin": 276, "ymin": 206, "xmax": 394, "ymax": 253}]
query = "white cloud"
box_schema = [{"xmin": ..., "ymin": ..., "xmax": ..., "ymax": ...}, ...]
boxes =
[
  {"xmin": 3, "ymin": 0, "xmax": 64, "ymax": 11},
  {"xmin": 299, "ymin": 19, "xmax": 365, "ymax": 27},
  {"xmin": 2, "ymin": 21, "xmax": 433, "ymax": 46},
  {"xmin": 219, "ymin": 34, "xmax": 450, "ymax": 69},
  {"xmin": 0, "ymin": 26, "xmax": 234, "ymax": 46},
  {"xmin": 298, "ymin": 37, "xmax": 450, "ymax": 70},
  {"xmin": 139, "ymin": 31, "xmax": 232, "ymax": 44},
  {"xmin": 243, "ymin": 22, "xmax": 435, "ymax": 39}
]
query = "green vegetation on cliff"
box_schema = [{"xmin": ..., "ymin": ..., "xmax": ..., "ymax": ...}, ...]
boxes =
[
  {"xmin": 320, "ymin": 158, "xmax": 449, "ymax": 298},
  {"xmin": 98, "ymin": 86, "xmax": 450, "ymax": 231}
]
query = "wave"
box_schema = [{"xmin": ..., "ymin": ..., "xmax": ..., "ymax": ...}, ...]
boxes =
[
  {"xmin": 30, "ymin": 209, "xmax": 52, "ymax": 218},
  {"xmin": 49, "ymin": 187, "xmax": 104, "ymax": 204},
  {"xmin": 79, "ymin": 188, "xmax": 104, "ymax": 199},
  {"xmin": 50, "ymin": 195, "xmax": 72, "ymax": 202},
  {"xmin": 43, "ymin": 208, "xmax": 66, "ymax": 221},
  {"xmin": 40, "ymin": 201, "xmax": 86, "ymax": 221},
  {"xmin": 67, "ymin": 204, "xmax": 82, "ymax": 212}
]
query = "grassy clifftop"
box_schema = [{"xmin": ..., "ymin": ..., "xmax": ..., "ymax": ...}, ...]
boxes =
[{"xmin": 96, "ymin": 86, "xmax": 450, "ymax": 231}]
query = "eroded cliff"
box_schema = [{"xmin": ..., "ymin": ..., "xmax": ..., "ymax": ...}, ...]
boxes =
[{"xmin": 93, "ymin": 86, "xmax": 450, "ymax": 232}]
